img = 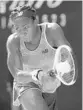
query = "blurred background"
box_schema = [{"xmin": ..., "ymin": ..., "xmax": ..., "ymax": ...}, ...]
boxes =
[{"xmin": 0, "ymin": 0, "xmax": 82, "ymax": 110}]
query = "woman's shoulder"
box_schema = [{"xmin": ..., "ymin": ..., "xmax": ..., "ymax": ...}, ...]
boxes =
[
  {"xmin": 38, "ymin": 22, "xmax": 59, "ymax": 27},
  {"xmin": 6, "ymin": 33, "xmax": 20, "ymax": 49}
]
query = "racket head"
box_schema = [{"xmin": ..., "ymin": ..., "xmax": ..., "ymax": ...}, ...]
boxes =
[{"xmin": 52, "ymin": 45, "xmax": 78, "ymax": 86}]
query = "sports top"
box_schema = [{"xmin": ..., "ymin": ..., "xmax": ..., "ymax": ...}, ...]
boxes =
[{"xmin": 20, "ymin": 23, "xmax": 56, "ymax": 73}]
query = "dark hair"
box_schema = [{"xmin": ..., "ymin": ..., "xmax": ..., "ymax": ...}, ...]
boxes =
[{"xmin": 10, "ymin": 5, "xmax": 36, "ymax": 22}]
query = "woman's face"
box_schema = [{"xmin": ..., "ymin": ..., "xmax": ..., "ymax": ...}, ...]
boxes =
[{"xmin": 14, "ymin": 17, "xmax": 34, "ymax": 37}]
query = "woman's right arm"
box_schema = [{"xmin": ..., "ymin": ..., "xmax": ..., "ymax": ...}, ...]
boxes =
[
  {"xmin": 6, "ymin": 34, "xmax": 41, "ymax": 83},
  {"xmin": 6, "ymin": 34, "xmax": 23, "ymax": 79}
]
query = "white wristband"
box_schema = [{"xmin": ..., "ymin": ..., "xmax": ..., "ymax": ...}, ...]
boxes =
[{"xmin": 31, "ymin": 69, "xmax": 43, "ymax": 81}]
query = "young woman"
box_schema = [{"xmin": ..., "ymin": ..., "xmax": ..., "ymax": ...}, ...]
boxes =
[{"xmin": 6, "ymin": 5, "xmax": 77, "ymax": 110}]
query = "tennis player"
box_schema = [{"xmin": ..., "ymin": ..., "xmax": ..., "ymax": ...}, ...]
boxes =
[{"xmin": 6, "ymin": 5, "xmax": 78, "ymax": 110}]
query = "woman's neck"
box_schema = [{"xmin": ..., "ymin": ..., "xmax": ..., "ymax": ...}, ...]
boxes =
[
  {"xmin": 18, "ymin": 24, "xmax": 42, "ymax": 45},
  {"xmin": 27, "ymin": 25, "xmax": 42, "ymax": 44}
]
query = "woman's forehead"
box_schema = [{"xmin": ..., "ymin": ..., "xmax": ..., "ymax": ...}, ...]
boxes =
[{"xmin": 14, "ymin": 17, "xmax": 31, "ymax": 26}]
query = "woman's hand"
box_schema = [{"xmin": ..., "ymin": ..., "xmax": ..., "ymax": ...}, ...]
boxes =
[
  {"xmin": 47, "ymin": 69, "xmax": 57, "ymax": 78},
  {"xmin": 39, "ymin": 69, "xmax": 61, "ymax": 93}
]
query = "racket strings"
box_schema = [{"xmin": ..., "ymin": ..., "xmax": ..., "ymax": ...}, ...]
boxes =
[
  {"xmin": 61, "ymin": 70, "xmax": 74, "ymax": 83},
  {"xmin": 60, "ymin": 47, "xmax": 75, "ymax": 71},
  {"xmin": 60, "ymin": 47, "xmax": 74, "ymax": 68},
  {"xmin": 60, "ymin": 47, "xmax": 69, "ymax": 62},
  {"xmin": 53, "ymin": 46, "xmax": 76, "ymax": 85}
]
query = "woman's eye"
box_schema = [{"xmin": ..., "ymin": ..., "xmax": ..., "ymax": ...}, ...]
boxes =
[
  {"xmin": 16, "ymin": 27, "xmax": 19, "ymax": 30},
  {"xmin": 24, "ymin": 26, "xmax": 27, "ymax": 29}
]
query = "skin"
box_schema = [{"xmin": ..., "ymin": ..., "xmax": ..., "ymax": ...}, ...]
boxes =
[
  {"xmin": 13, "ymin": 17, "xmax": 40, "ymax": 43},
  {"xmin": 6, "ymin": 16, "xmax": 77, "ymax": 110}
]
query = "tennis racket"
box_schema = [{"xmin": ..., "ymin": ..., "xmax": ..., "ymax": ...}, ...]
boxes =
[{"xmin": 52, "ymin": 45, "xmax": 77, "ymax": 86}]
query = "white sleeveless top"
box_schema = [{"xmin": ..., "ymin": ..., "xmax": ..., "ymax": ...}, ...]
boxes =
[{"xmin": 20, "ymin": 23, "xmax": 56, "ymax": 73}]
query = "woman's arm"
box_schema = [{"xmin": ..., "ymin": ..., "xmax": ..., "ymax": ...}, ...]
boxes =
[
  {"xmin": 6, "ymin": 34, "xmax": 22, "ymax": 79},
  {"xmin": 51, "ymin": 23, "xmax": 78, "ymax": 85},
  {"xmin": 6, "ymin": 34, "xmax": 42, "ymax": 84}
]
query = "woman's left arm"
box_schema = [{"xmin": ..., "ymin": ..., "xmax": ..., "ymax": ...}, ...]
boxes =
[{"xmin": 50, "ymin": 23, "xmax": 78, "ymax": 84}]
